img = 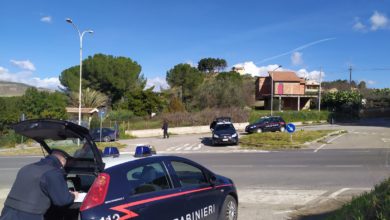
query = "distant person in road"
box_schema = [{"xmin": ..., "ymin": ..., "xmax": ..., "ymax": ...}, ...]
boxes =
[
  {"xmin": 162, "ymin": 120, "xmax": 169, "ymax": 139},
  {"xmin": 0, "ymin": 150, "xmax": 78, "ymax": 220}
]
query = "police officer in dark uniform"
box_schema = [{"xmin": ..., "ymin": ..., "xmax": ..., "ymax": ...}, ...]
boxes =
[
  {"xmin": 0, "ymin": 150, "xmax": 78, "ymax": 220},
  {"xmin": 162, "ymin": 120, "xmax": 169, "ymax": 139}
]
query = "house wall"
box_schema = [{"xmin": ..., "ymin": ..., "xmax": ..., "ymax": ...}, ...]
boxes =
[
  {"xmin": 274, "ymin": 82, "xmax": 304, "ymax": 95},
  {"xmin": 256, "ymin": 77, "xmax": 270, "ymax": 99}
]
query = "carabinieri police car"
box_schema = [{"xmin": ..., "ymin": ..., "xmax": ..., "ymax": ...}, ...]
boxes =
[{"xmin": 12, "ymin": 119, "xmax": 238, "ymax": 220}]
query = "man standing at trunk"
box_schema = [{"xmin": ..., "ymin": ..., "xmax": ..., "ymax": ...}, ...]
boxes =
[
  {"xmin": 162, "ymin": 120, "xmax": 169, "ymax": 139},
  {"xmin": 0, "ymin": 150, "xmax": 78, "ymax": 220}
]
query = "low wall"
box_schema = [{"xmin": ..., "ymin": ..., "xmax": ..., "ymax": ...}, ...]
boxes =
[
  {"xmin": 125, "ymin": 121, "xmax": 327, "ymax": 138},
  {"xmin": 126, "ymin": 123, "xmax": 249, "ymax": 138}
]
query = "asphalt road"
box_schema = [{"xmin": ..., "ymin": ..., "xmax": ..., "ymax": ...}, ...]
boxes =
[{"xmin": 0, "ymin": 119, "xmax": 389, "ymax": 219}]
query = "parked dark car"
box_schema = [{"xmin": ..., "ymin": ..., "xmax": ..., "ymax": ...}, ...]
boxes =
[
  {"xmin": 212, "ymin": 122, "xmax": 239, "ymax": 145},
  {"xmin": 90, "ymin": 128, "xmax": 118, "ymax": 142},
  {"xmin": 245, "ymin": 116, "xmax": 286, "ymax": 133},
  {"xmin": 210, "ymin": 117, "xmax": 232, "ymax": 130}
]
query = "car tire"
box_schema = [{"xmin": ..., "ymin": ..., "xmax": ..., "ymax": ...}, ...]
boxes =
[
  {"xmin": 280, "ymin": 126, "xmax": 285, "ymax": 132},
  {"xmin": 219, "ymin": 195, "xmax": 238, "ymax": 220},
  {"xmin": 103, "ymin": 136, "xmax": 111, "ymax": 142},
  {"xmin": 256, "ymin": 128, "xmax": 263, "ymax": 133}
]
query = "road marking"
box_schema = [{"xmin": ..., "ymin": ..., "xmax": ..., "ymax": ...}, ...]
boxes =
[
  {"xmin": 184, "ymin": 143, "xmax": 197, "ymax": 151},
  {"xmin": 266, "ymin": 165, "xmax": 308, "ymax": 168},
  {"xmin": 212, "ymin": 165, "xmax": 253, "ymax": 168},
  {"xmin": 328, "ymin": 188, "xmax": 350, "ymax": 199},
  {"xmin": 274, "ymin": 210, "xmax": 293, "ymax": 215},
  {"xmin": 166, "ymin": 145, "xmax": 181, "ymax": 151},
  {"xmin": 314, "ymin": 133, "xmax": 346, "ymax": 153},
  {"xmin": 0, "ymin": 168, "xmax": 19, "ymax": 171},
  {"xmin": 381, "ymin": 138, "xmax": 390, "ymax": 143},
  {"xmin": 325, "ymin": 165, "xmax": 363, "ymax": 168},
  {"xmin": 175, "ymin": 144, "xmax": 189, "ymax": 151},
  {"xmin": 192, "ymin": 144, "xmax": 202, "ymax": 151},
  {"xmin": 238, "ymin": 189, "xmax": 327, "ymax": 205}
]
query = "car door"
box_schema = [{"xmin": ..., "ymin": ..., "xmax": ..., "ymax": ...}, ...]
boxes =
[
  {"xmin": 99, "ymin": 159, "xmax": 186, "ymax": 220},
  {"xmin": 269, "ymin": 117, "xmax": 279, "ymax": 131},
  {"xmin": 263, "ymin": 118, "xmax": 272, "ymax": 131},
  {"xmin": 167, "ymin": 159, "xmax": 223, "ymax": 220}
]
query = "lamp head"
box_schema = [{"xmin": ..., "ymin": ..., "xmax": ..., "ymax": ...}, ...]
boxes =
[{"xmin": 65, "ymin": 18, "xmax": 73, "ymax": 24}]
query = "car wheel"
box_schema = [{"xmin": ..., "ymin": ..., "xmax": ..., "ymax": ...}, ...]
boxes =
[
  {"xmin": 103, "ymin": 136, "xmax": 111, "ymax": 142},
  {"xmin": 280, "ymin": 126, "xmax": 285, "ymax": 132},
  {"xmin": 219, "ymin": 195, "xmax": 238, "ymax": 220},
  {"xmin": 256, "ymin": 128, "xmax": 263, "ymax": 133}
]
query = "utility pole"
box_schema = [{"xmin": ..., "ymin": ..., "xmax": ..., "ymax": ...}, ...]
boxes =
[
  {"xmin": 318, "ymin": 67, "xmax": 322, "ymax": 112},
  {"xmin": 349, "ymin": 65, "xmax": 352, "ymax": 89}
]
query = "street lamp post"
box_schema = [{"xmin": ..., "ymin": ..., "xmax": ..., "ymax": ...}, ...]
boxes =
[
  {"xmin": 66, "ymin": 18, "xmax": 93, "ymax": 126},
  {"xmin": 270, "ymin": 65, "xmax": 282, "ymax": 116}
]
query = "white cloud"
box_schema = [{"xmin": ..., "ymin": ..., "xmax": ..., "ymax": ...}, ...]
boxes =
[
  {"xmin": 370, "ymin": 11, "xmax": 388, "ymax": 30},
  {"xmin": 291, "ymin": 52, "xmax": 303, "ymax": 66},
  {"xmin": 10, "ymin": 60, "xmax": 36, "ymax": 71},
  {"xmin": 0, "ymin": 66, "xmax": 9, "ymax": 73},
  {"xmin": 0, "ymin": 65, "xmax": 61, "ymax": 90},
  {"xmin": 233, "ymin": 62, "xmax": 282, "ymax": 77},
  {"xmin": 296, "ymin": 69, "xmax": 325, "ymax": 82},
  {"xmin": 146, "ymin": 77, "xmax": 169, "ymax": 92},
  {"xmin": 353, "ymin": 17, "xmax": 367, "ymax": 31},
  {"xmin": 40, "ymin": 16, "xmax": 52, "ymax": 23},
  {"xmin": 367, "ymin": 80, "xmax": 376, "ymax": 85}
]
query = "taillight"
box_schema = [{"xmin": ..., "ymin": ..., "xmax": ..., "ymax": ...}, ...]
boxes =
[
  {"xmin": 80, "ymin": 173, "xmax": 110, "ymax": 211},
  {"xmin": 280, "ymin": 121, "xmax": 285, "ymax": 125}
]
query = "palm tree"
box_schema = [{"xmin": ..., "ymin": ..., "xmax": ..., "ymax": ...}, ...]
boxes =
[
  {"xmin": 70, "ymin": 87, "xmax": 109, "ymax": 108},
  {"xmin": 69, "ymin": 88, "xmax": 109, "ymax": 128}
]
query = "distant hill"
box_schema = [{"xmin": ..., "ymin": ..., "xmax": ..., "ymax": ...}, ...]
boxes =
[{"xmin": 0, "ymin": 81, "xmax": 54, "ymax": 97}]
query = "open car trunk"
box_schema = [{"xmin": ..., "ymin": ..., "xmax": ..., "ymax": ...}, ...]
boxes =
[{"xmin": 11, "ymin": 119, "xmax": 105, "ymax": 220}]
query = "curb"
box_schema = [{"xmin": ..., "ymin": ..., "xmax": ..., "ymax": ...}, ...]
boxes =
[{"xmin": 303, "ymin": 130, "xmax": 347, "ymax": 146}]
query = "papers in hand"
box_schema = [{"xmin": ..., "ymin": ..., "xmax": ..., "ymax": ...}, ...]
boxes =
[{"xmin": 74, "ymin": 192, "xmax": 87, "ymax": 203}]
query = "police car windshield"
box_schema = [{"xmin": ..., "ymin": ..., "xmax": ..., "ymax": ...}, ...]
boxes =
[{"xmin": 215, "ymin": 124, "xmax": 234, "ymax": 130}]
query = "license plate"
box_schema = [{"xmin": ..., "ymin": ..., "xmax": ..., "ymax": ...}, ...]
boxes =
[{"xmin": 222, "ymin": 138, "xmax": 228, "ymax": 141}]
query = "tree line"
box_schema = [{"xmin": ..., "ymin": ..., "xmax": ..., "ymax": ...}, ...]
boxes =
[{"xmin": 0, "ymin": 55, "xmax": 253, "ymax": 133}]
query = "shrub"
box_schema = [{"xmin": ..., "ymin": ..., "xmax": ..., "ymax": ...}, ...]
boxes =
[
  {"xmin": 327, "ymin": 177, "xmax": 390, "ymax": 220},
  {"xmin": 0, "ymin": 130, "xmax": 21, "ymax": 148}
]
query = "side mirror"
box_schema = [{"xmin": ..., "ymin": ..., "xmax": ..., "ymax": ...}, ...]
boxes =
[{"xmin": 210, "ymin": 175, "xmax": 217, "ymax": 186}]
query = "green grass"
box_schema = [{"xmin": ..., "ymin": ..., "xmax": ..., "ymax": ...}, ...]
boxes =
[
  {"xmin": 240, "ymin": 130, "xmax": 336, "ymax": 150},
  {"xmin": 327, "ymin": 177, "xmax": 390, "ymax": 220},
  {"xmin": 249, "ymin": 110, "xmax": 331, "ymax": 124},
  {"xmin": 0, "ymin": 141, "xmax": 126, "ymax": 156}
]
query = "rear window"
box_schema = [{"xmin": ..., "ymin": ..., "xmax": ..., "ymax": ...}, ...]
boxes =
[
  {"xmin": 46, "ymin": 138, "xmax": 96, "ymax": 159},
  {"xmin": 171, "ymin": 161, "xmax": 208, "ymax": 187}
]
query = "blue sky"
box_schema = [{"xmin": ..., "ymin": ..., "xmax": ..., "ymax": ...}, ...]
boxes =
[{"xmin": 1, "ymin": 0, "xmax": 390, "ymax": 90}]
